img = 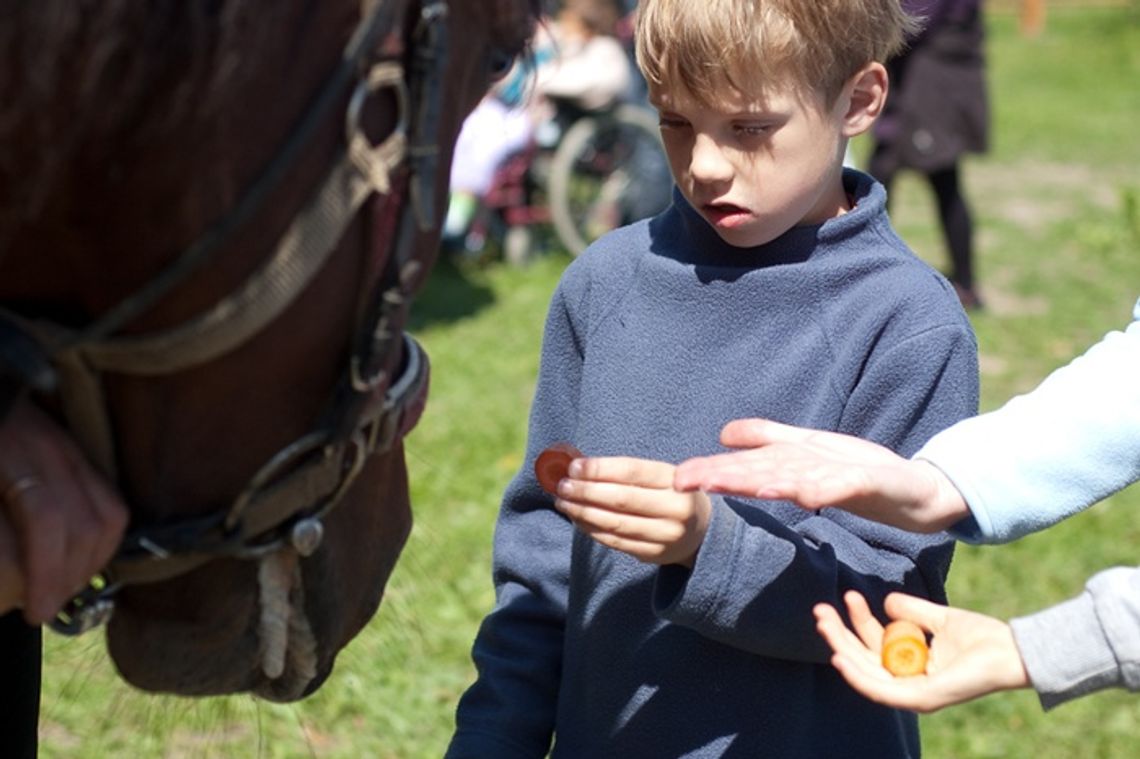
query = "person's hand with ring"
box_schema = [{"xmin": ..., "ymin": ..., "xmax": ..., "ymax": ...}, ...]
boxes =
[{"xmin": 0, "ymin": 399, "xmax": 128, "ymax": 624}]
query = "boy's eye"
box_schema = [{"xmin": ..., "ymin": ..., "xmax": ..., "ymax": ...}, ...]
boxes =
[
  {"xmin": 735, "ymin": 123, "xmax": 770, "ymax": 137},
  {"xmin": 658, "ymin": 116, "xmax": 689, "ymax": 130}
]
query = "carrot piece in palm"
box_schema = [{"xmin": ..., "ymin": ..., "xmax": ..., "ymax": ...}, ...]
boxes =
[
  {"xmin": 535, "ymin": 442, "xmax": 583, "ymax": 495},
  {"xmin": 881, "ymin": 619, "xmax": 929, "ymax": 677}
]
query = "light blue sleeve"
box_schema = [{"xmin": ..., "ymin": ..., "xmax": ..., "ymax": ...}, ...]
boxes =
[{"xmin": 915, "ymin": 297, "xmax": 1140, "ymax": 544}]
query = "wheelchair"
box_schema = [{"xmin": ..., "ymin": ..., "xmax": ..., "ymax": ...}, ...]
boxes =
[{"xmin": 457, "ymin": 96, "xmax": 672, "ymax": 265}]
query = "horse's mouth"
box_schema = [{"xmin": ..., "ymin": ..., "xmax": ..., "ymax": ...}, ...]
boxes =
[
  {"xmin": 105, "ymin": 558, "xmax": 330, "ymax": 699},
  {"xmin": 254, "ymin": 659, "xmax": 332, "ymax": 703},
  {"xmin": 107, "ymin": 596, "xmax": 332, "ymax": 700}
]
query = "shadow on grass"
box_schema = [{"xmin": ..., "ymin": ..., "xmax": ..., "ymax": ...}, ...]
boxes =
[{"xmin": 409, "ymin": 251, "xmax": 497, "ymax": 331}]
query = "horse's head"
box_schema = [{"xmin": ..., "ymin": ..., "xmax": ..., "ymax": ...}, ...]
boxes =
[{"xmin": 0, "ymin": 0, "xmax": 537, "ymax": 701}]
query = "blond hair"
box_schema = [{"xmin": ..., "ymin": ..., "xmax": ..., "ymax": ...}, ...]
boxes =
[{"xmin": 636, "ymin": 0, "xmax": 919, "ymax": 106}]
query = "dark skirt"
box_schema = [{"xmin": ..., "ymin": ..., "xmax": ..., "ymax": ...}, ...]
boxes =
[{"xmin": 873, "ymin": 19, "xmax": 990, "ymax": 173}]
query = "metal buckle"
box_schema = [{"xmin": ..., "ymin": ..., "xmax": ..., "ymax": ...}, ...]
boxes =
[{"xmin": 50, "ymin": 575, "xmax": 119, "ymax": 636}]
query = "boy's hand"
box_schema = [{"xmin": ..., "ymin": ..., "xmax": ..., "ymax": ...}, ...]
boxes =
[
  {"xmin": 555, "ymin": 456, "xmax": 711, "ymax": 568},
  {"xmin": 673, "ymin": 418, "xmax": 969, "ymax": 533},
  {"xmin": 813, "ymin": 590, "xmax": 1029, "ymax": 713}
]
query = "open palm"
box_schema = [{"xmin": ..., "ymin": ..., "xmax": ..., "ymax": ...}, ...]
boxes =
[
  {"xmin": 815, "ymin": 590, "xmax": 1030, "ymax": 713},
  {"xmin": 674, "ymin": 418, "xmax": 965, "ymax": 533}
]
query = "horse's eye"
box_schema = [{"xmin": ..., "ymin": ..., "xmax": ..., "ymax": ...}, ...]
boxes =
[{"xmin": 488, "ymin": 49, "xmax": 516, "ymax": 81}]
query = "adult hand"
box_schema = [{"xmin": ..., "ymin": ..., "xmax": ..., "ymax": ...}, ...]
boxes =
[
  {"xmin": 0, "ymin": 399, "xmax": 128, "ymax": 624},
  {"xmin": 555, "ymin": 456, "xmax": 711, "ymax": 568},
  {"xmin": 814, "ymin": 590, "xmax": 1030, "ymax": 713},
  {"xmin": 673, "ymin": 418, "xmax": 969, "ymax": 533}
]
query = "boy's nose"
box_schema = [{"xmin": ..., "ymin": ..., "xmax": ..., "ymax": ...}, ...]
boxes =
[{"xmin": 688, "ymin": 133, "xmax": 733, "ymax": 186}]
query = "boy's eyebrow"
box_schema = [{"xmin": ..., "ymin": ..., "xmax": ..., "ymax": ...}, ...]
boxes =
[{"xmin": 730, "ymin": 107, "xmax": 780, "ymax": 118}]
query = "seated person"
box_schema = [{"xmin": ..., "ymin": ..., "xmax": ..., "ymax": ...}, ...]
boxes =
[{"xmin": 443, "ymin": 0, "xmax": 632, "ymax": 246}]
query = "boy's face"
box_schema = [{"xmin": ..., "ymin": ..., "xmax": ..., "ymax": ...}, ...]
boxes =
[{"xmin": 650, "ymin": 82, "xmax": 851, "ymax": 248}]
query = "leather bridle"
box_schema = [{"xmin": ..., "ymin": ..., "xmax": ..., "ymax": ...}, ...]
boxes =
[{"xmin": 0, "ymin": 0, "xmax": 447, "ymax": 636}]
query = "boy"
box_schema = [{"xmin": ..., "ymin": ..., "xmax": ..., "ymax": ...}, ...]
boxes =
[{"xmin": 446, "ymin": 1, "xmax": 978, "ymax": 756}]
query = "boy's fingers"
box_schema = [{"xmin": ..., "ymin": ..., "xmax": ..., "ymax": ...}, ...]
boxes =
[
  {"xmin": 557, "ymin": 477, "xmax": 690, "ymax": 521},
  {"xmin": 575, "ymin": 524, "xmax": 665, "ymax": 561},
  {"xmin": 570, "ymin": 456, "xmax": 674, "ymax": 489},
  {"xmin": 555, "ymin": 498, "xmax": 679, "ymax": 542}
]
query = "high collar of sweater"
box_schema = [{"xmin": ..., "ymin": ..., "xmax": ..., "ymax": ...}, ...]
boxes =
[{"xmin": 656, "ymin": 169, "xmax": 887, "ymax": 269}]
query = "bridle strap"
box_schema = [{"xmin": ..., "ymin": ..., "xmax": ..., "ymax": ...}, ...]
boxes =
[
  {"xmin": 4, "ymin": 65, "xmax": 408, "ymax": 485},
  {"xmin": 56, "ymin": 0, "xmax": 408, "ymax": 349},
  {"xmin": 54, "ymin": 74, "xmax": 406, "ymax": 377},
  {"xmin": 87, "ymin": 332, "xmax": 428, "ymax": 591},
  {"xmin": 42, "ymin": 0, "xmax": 447, "ymax": 636},
  {"xmin": 15, "ymin": 59, "xmax": 409, "ymax": 480}
]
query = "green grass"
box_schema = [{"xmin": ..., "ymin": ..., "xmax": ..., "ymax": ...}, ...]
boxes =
[{"xmin": 39, "ymin": 7, "xmax": 1140, "ymax": 757}]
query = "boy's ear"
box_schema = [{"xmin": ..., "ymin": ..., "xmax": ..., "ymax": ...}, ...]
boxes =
[{"xmin": 840, "ymin": 62, "xmax": 888, "ymax": 138}]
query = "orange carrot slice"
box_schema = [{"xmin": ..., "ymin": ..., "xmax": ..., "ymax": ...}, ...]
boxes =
[
  {"xmin": 535, "ymin": 442, "xmax": 583, "ymax": 495},
  {"xmin": 881, "ymin": 620, "xmax": 929, "ymax": 677}
]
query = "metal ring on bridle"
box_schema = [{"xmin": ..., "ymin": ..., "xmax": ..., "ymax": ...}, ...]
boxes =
[{"xmin": 346, "ymin": 63, "xmax": 409, "ymax": 158}]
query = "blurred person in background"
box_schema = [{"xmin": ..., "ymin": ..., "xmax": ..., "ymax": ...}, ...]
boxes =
[
  {"xmin": 869, "ymin": 0, "xmax": 989, "ymax": 310},
  {"xmin": 442, "ymin": 0, "xmax": 633, "ymax": 249}
]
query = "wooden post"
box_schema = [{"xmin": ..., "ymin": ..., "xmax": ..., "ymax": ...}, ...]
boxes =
[{"xmin": 1020, "ymin": 0, "xmax": 1047, "ymax": 37}]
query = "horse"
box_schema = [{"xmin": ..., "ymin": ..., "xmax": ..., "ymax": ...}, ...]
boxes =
[{"xmin": 0, "ymin": 0, "xmax": 538, "ymax": 704}]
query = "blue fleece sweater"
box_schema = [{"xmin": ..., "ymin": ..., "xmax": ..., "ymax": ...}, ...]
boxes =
[{"xmin": 447, "ymin": 171, "xmax": 979, "ymax": 759}]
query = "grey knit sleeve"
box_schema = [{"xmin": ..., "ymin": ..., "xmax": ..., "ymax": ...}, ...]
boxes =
[{"xmin": 1010, "ymin": 567, "xmax": 1140, "ymax": 710}]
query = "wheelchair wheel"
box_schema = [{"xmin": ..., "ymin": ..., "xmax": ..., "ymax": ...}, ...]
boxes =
[{"xmin": 547, "ymin": 104, "xmax": 670, "ymax": 256}]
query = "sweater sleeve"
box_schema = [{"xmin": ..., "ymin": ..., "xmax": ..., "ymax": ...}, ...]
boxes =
[
  {"xmin": 918, "ymin": 298, "xmax": 1140, "ymax": 544},
  {"xmin": 1010, "ymin": 566, "xmax": 1140, "ymax": 710},
  {"xmin": 446, "ymin": 286, "xmax": 583, "ymax": 759},
  {"xmin": 654, "ymin": 321, "xmax": 978, "ymax": 661}
]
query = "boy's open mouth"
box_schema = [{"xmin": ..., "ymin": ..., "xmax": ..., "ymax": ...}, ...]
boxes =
[{"xmin": 703, "ymin": 202, "xmax": 752, "ymax": 228}]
